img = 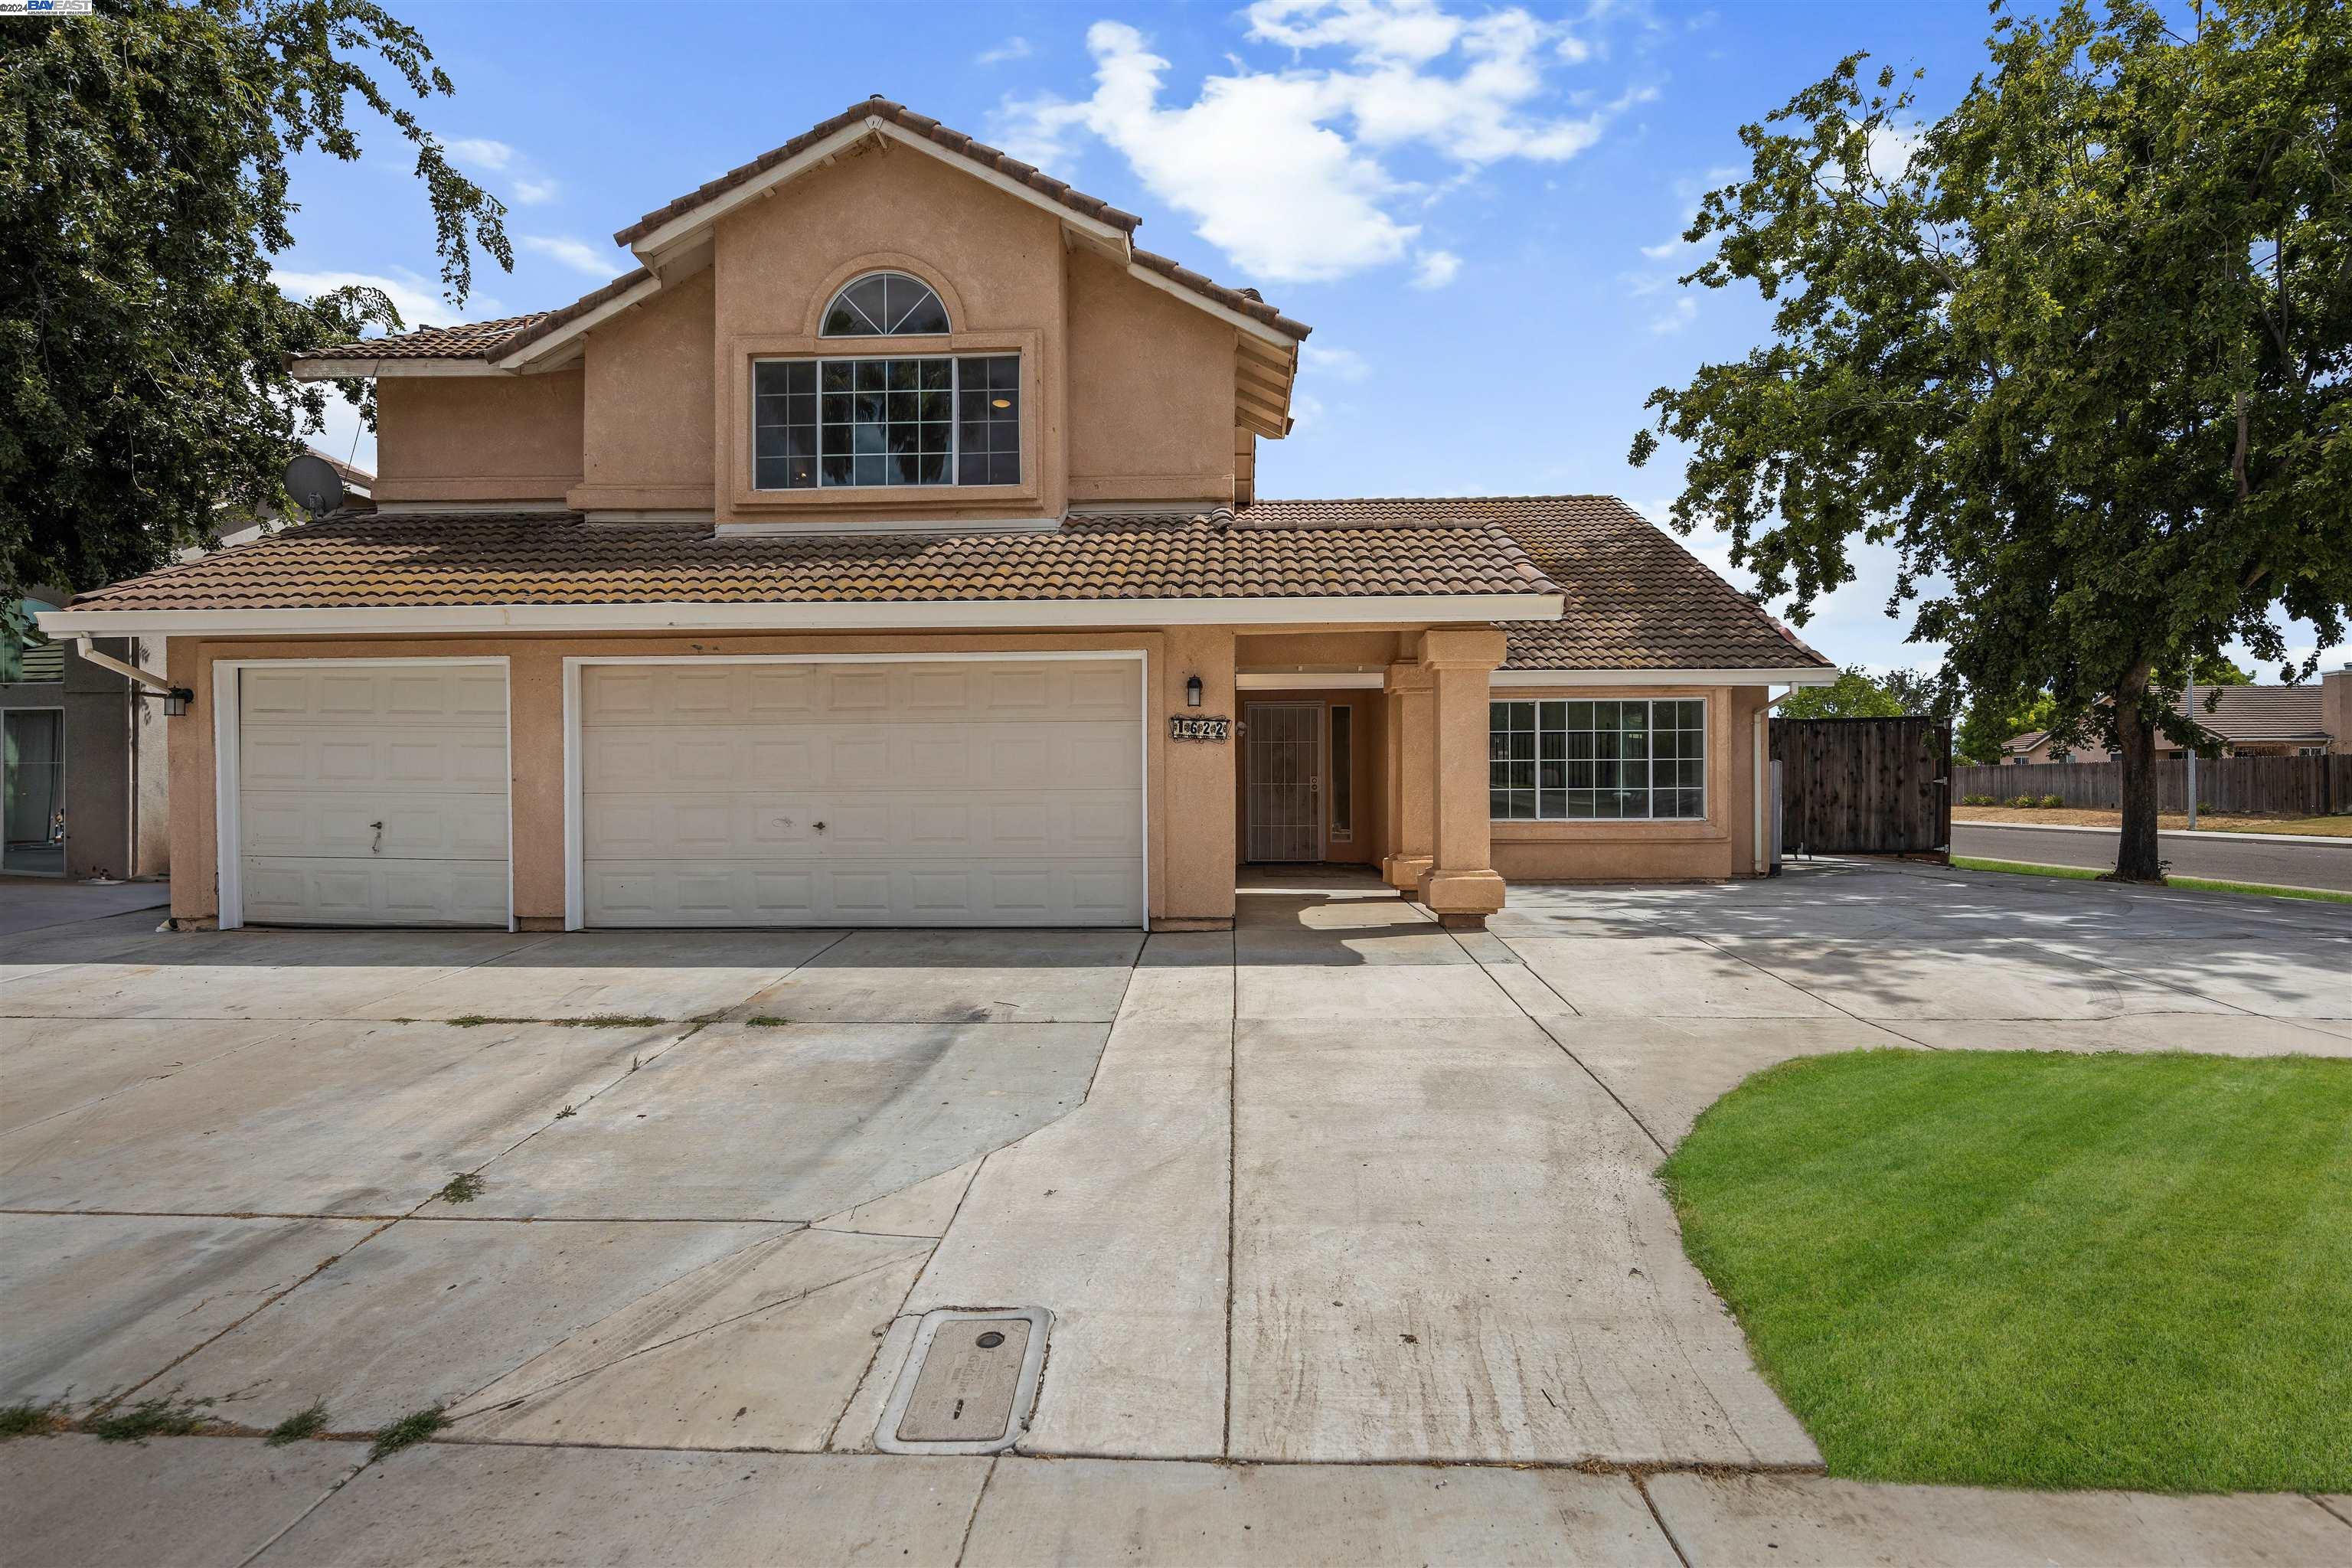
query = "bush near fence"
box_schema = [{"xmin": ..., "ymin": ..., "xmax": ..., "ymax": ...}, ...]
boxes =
[{"xmin": 1952, "ymin": 755, "xmax": 2350, "ymax": 815}]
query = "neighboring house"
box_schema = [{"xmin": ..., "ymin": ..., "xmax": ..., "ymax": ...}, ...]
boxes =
[
  {"xmin": 3, "ymin": 590, "xmax": 168, "ymax": 880},
  {"xmin": 2003, "ymin": 670, "xmax": 2352, "ymax": 763},
  {"xmin": 41, "ymin": 99, "xmax": 1833, "ymax": 933}
]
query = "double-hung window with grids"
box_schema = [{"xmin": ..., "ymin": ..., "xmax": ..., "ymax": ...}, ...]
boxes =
[{"xmin": 1489, "ymin": 698, "xmax": 1707, "ymax": 821}]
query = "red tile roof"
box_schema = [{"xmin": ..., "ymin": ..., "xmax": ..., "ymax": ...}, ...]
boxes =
[
  {"xmin": 1240, "ymin": 496, "xmax": 1834, "ymax": 671},
  {"xmin": 64, "ymin": 509, "xmax": 1557, "ymax": 612}
]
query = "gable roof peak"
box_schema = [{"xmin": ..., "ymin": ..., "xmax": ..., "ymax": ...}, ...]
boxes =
[{"xmin": 614, "ymin": 96, "xmax": 1145, "ymax": 249}]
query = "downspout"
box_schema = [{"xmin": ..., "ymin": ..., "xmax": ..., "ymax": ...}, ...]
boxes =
[
  {"xmin": 1753, "ymin": 688, "xmax": 1796, "ymax": 877},
  {"xmin": 72, "ymin": 637, "xmax": 174, "ymax": 694}
]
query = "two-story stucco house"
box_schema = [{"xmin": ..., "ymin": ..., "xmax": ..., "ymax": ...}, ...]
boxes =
[{"xmin": 40, "ymin": 101, "xmax": 1832, "ymax": 934}]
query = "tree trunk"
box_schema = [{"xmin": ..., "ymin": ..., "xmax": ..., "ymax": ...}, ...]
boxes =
[{"xmin": 2111, "ymin": 665, "xmax": 2164, "ymax": 882}]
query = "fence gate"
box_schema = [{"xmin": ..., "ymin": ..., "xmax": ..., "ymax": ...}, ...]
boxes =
[{"xmin": 1772, "ymin": 717, "xmax": 1952, "ymax": 857}]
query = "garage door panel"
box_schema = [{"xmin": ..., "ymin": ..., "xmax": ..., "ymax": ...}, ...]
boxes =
[
  {"xmin": 241, "ymin": 792, "xmax": 505, "ymax": 859},
  {"xmin": 241, "ymin": 856, "xmax": 508, "ymax": 926},
  {"xmin": 581, "ymin": 792, "xmax": 1139, "ymax": 861},
  {"xmin": 581, "ymin": 859, "xmax": 1142, "ymax": 928},
  {"xmin": 247, "ymin": 732, "xmax": 505, "ymax": 792},
  {"xmin": 583, "ymin": 722, "xmax": 1137, "ymax": 795},
  {"xmin": 237, "ymin": 665, "xmax": 509, "ymax": 928}
]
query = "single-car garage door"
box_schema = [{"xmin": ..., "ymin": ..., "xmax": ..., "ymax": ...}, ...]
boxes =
[
  {"xmin": 577, "ymin": 657, "xmax": 1144, "ymax": 927},
  {"xmin": 234, "ymin": 663, "xmax": 511, "ymax": 926}
]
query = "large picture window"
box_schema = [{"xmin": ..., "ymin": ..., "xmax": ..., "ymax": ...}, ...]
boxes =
[
  {"xmin": 1489, "ymin": 698, "xmax": 1707, "ymax": 821},
  {"xmin": 753, "ymin": 354, "xmax": 1020, "ymax": 489}
]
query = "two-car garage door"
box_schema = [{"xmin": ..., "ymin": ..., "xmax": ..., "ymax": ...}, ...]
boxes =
[{"xmin": 575, "ymin": 658, "xmax": 1145, "ymax": 927}]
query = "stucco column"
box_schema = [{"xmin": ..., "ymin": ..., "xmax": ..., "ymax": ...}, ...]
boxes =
[
  {"xmin": 1158, "ymin": 626, "xmax": 1237, "ymax": 929},
  {"xmin": 1380, "ymin": 661, "xmax": 1433, "ymax": 891},
  {"xmin": 1414, "ymin": 628, "xmax": 1508, "ymax": 927},
  {"xmin": 507, "ymin": 645, "xmax": 567, "ymax": 930}
]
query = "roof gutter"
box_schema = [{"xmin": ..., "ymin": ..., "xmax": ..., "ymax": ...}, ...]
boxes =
[{"xmin": 38, "ymin": 592, "xmax": 1564, "ymax": 639}]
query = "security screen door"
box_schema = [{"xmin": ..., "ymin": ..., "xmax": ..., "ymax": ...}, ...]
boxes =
[{"xmin": 1244, "ymin": 702, "xmax": 1323, "ymax": 862}]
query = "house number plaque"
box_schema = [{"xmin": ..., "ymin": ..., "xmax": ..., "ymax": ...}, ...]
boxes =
[{"xmin": 1168, "ymin": 715, "xmax": 1230, "ymax": 742}]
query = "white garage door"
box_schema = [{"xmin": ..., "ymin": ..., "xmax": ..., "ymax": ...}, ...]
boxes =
[
  {"xmin": 578, "ymin": 658, "xmax": 1144, "ymax": 927},
  {"xmin": 236, "ymin": 664, "xmax": 510, "ymax": 926}
]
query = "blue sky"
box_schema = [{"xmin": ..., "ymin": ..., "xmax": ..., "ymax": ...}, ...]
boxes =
[{"xmin": 278, "ymin": 0, "xmax": 2344, "ymax": 681}]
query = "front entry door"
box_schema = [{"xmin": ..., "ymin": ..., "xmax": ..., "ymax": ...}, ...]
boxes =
[{"xmin": 1245, "ymin": 702, "xmax": 1323, "ymax": 862}]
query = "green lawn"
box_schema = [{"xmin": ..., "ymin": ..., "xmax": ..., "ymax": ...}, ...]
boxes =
[{"xmin": 1660, "ymin": 1050, "xmax": 2352, "ymax": 1493}]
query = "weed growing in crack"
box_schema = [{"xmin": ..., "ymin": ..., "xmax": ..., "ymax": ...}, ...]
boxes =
[
  {"xmin": 449, "ymin": 1014, "xmax": 665, "ymax": 1029},
  {"xmin": 266, "ymin": 1400, "xmax": 328, "ymax": 1446},
  {"xmin": 746, "ymin": 1016, "xmax": 789, "ymax": 1027},
  {"xmin": 368, "ymin": 1405, "xmax": 446, "ymax": 1461},
  {"xmin": 436, "ymin": 1172, "xmax": 485, "ymax": 1204},
  {"xmin": 0, "ymin": 1400, "xmax": 64, "ymax": 1440},
  {"xmin": 554, "ymin": 1105, "xmax": 577, "ymax": 1119},
  {"xmin": 90, "ymin": 1396, "xmax": 214, "ymax": 1444}
]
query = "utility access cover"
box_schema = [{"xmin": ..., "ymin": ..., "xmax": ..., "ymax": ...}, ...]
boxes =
[{"xmin": 875, "ymin": 1307, "xmax": 1050, "ymax": 1455}]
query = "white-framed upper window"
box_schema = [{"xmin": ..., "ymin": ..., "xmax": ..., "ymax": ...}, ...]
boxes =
[
  {"xmin": 754, "ymin": 354, "xmax": 1020, "ymax": 490},
  {"xmin": 1490, "ymin": 697, "xmax": 1707, "ymax": 821},
  {"xmin": 822, "ymin": 271, "xmax": 949, "ymax": 336}
]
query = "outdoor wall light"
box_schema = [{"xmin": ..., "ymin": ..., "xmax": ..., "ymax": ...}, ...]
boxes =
[
  {"xmin": 158, "ymin": 687, "xmax": 193, "ymax": 717},
  {"xmin": 1186, "ymin": 675, "xmax": 1203, "ymax": 707}
]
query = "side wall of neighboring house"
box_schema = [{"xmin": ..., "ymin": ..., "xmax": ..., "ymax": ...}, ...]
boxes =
[{"xmin": 2, "ymin": 635, "xmax": 168, "ymax": 880}]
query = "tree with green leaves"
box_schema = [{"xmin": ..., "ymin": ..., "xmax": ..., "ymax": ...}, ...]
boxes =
[
  {"xmin": 1, "ymin": 0, "xmax": 508, "ymax": 601},
  {"xmin": 1779, "ymin": 665, "xmax": 1909, "ymax": 719},
  {"xmin": 1632, "ymin": 0, "xmax": 2350, "ymax": 881},
  {"xmin": 1955, "ymin": 686, "xmax": 2056, "ymax": 764}
]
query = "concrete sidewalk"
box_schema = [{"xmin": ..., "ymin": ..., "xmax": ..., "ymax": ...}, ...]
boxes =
[{"xmin": 3, "ymin": 1435, "xmax": 2347, "ymax": 1567}]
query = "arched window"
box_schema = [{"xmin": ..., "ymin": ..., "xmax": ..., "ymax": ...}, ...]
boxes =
[{"xmin": 821, "ymin": 271, "xmax": 949, "ymax": 336}]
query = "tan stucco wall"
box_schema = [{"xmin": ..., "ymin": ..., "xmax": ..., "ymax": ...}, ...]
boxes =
[
  {"xmin": 573, "ymin": 266, "xmax": 716, "ymax": 510},
  {"xmin": 1487, "ymin": 684, "xmax": 1769, "ymax": 883},
  {"xmin": 708, "ymin": 147, "xmax": 1069, "ymax": 524},
  {"xmin": 372, "ymin": 370, "xmax": 585, "ymax": 503},
  {"xmin": 166, "ymin": 628, "xmax": 1248, "ymax": 931},
  {"xmin": 1066, "ymin": 249, "xmax": 1236, "ymax": 505},
  {"xmin": 364, "ymin": 143, "xmax": 1258, "ymax": 520}
]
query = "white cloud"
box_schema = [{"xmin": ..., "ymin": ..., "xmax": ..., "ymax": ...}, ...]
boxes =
[
  {"xmin": 1863, "ymin": 119, "xmax": 1923, "ymax": 183},
  {"xmin": 446, "ymin": 137, "xmax": 514, "ymax": 172},
  {"xmin": 521, "ymin": 235, "xmax": 628, "ymax": 279},
  {"xmin": 1412, "ymin": 249, "xmax": 1462, "ymax": 289},
  {"xmin": 1649, "ymin": 296, "xmax": 1697, "ymax": 334},
  {"xmin": 1301, "ymin": 343, "xmax": 1371, "ymax": 381},
  {"xmin": 448, "ymin": 137, "xmax": 559, "ymax": 207},
  {"xmin": 992, "ymin": 3, "xmax": 1647, "ymax": 286},
  {"xmin": 977, "ymin": 36, "xmax": 1034, "ymax": 66},
  {"xmin": 272, "ymin": 268, "xmax": 476, "ymax": 332}
]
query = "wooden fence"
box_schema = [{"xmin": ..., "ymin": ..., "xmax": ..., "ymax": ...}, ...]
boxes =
[
  {"xmin": 1954, "ymin": 755, "xmax": 2351, "ymax": 815},
  {"xmin": 1772, "ymin": 717, "xmax": 1952, "ymax": 856}
]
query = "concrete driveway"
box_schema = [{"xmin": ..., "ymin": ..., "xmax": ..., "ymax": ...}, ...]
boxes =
[{"xmin": 4, "ymin": 864, "xmax": 2349, "ymax": 1565}]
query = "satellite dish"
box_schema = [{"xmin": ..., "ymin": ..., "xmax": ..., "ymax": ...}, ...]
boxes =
[{"xmin": 283, "ymin": 453, "xmax": 346, "ymax": 518}]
